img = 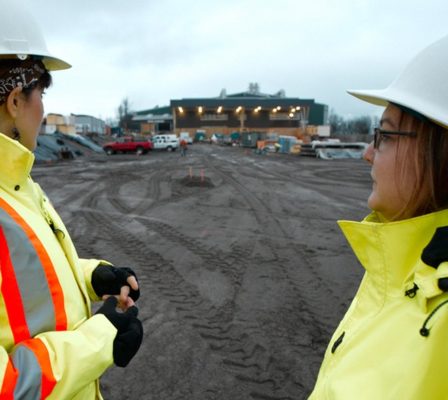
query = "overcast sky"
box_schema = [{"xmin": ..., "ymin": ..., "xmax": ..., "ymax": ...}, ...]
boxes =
[{"xmin": 18, "ymin": 0, "xmax": 448, "ymax": 122}]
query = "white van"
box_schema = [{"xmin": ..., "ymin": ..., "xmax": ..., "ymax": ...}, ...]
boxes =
[{"xmin": 152, "ymin": 134, "xmax": 179, "ymax": 151}]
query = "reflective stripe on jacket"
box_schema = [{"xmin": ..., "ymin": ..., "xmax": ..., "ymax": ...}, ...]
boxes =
[
  {"xmin": 0, "ymin": 133, "xmax": 115, "ymax": 399},
  {"xmin": 309, "ymin": 209, "xmax": 448, "ymax": 400}
]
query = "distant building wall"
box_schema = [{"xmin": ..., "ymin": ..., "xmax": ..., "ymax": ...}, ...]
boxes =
[
  {"xmin": 308, "ymin": 103, "xmax": 329, "ymax": 125},
  {"xmin": 43, "ymin": 113, "xmax": 105, "ymax": 136},
  {"xmin": 73, "ymin": 114, "xmax": 106, "ymax": 135},
  {"xmin": 170, "ymin": 87, "xmax": 328, "ymax": 139},
  {"xmin": 43, "ymin": 114, "xmax": 76, "ymax": 135}
]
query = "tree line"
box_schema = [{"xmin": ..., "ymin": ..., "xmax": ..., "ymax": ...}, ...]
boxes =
[{"xmin": 329, "ymin": 110, "xmax": 379, "ymax": 135}]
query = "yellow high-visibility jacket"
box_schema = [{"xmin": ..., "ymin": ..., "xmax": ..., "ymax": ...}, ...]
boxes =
[
  {"xmin": 0, "ymin": 133, "xmax": 116, "ymax": 399},
  {"xmin": 309, "ymin": 209, "xmax": 448, "ymax": 399}
]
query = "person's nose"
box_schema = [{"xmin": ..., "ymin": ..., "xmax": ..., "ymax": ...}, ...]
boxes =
[{"xmin": 363, "ymin": 142, "xmax": 374, "ymax": 164}]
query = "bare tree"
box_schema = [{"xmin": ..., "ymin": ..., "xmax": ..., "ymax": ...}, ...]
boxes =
[
  {"xmin": 329, "ymin": 110, "xmax": 372, "ymax": 135},
  {"xmin": 349, "ymin": 115, "xmax": 372, "ymax": 134},
  {"xmin": 329, "ymin": 110, "xmax": 345, "ymax": 134},
  {"xmin": 117, "ymin": 98, "xmax": 133, "ymax": 132}
]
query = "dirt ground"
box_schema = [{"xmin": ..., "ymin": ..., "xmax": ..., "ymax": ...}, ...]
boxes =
[{"xmin": 32, "ymin": 144, "xmax": 372, "ymax": 400}]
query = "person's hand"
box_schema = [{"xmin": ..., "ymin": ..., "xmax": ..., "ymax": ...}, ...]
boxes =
[
  {"xmin": 95, "ymin": 297, "xmax": 143, "ymax": 367},
  {"xmin": 422, "ymin": 226, "xmax": 448, "ymax": 291},
  {"xmin": 92, "ymin": 265, "xmax": 140, "ymax": 309}
]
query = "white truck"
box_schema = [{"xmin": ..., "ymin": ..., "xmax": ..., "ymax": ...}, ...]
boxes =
[
  {"xmin": 179, "ymin": 132, "xmax": 193, "ymax": 145},
  {"xmin": 152, "ymin": 134, "xmax": 179, "ymax": 151}
]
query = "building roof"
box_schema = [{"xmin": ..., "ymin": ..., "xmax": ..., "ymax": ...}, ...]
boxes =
[
  {"xmin": 225, "ymin": 88, "xmax": 285, "ymax": 98},
  {"xmin": 133, "ymin": 113, "xmax": 173, "ymax": 122},
  {"xmin": 134, "ymin": 105, "xmax": 171, "ymax": 116},
  {"xmin": 170, "ymin": 85, "xmax": 318, "ymax": 109}
]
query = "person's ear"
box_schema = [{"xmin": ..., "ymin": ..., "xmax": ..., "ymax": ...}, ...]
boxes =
[{"xmin": 5, "ymin": 86, "xmax": 23, "ymax": 119}]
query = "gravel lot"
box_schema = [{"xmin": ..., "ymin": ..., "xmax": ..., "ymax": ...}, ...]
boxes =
[{"xmin": 32, "ymin": 144, "xmax": 372, "ymax": 400}]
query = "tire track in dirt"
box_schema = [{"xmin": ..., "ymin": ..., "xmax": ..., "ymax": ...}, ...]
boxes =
[
  {"xmin": 33, "ymin": 165, "xmax": 102, "ymax": 210},
  {"xmin": 104, "ymin": 170, "xmax": 155, "ymax": 215},
  {"xmin": 122, "ymin": 225, "xmax": 298, "ymax": 397},
  {"xmin": 204, "ymin": 154, "xmax": 345, "ymax": 306},
  {"xmin": 104, "ymin": 161, "xmax": 210, "ymax": 216},
  {"xmin": 82, "ymin": 209, "xmax": 306, "ymax": 399},
  {"xmin": 201, "ymin": 155, "xmax": 347, "ymax": 397},
  {"xmin": 249, "ymin": 157, "xmax": 371, "ymax": 208},
  {"xmin": 203, "ymin": 157, "xmax": 290, "ymax": 243},
  {"xmin": 55, "ymin": 149, "xmax": 365, "ymax": 399},
  {"xmin": 75, "ymin": 174, "xmax": 310, "ymax": 399}
]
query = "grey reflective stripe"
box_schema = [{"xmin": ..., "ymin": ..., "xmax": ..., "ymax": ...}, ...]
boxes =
[
  {"xmin": 12, "ymin": 345, "xmax": 42, "ymax": 400},
  {"xmin": 0, "ymin": 208, "xmax": 56, "ymax": 336}
]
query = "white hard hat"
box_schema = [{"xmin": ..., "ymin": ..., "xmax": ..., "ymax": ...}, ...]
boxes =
[
  {"xmin": 348, "ymin": 34, "xmax": 448, "ymax": 128},
  {"xmin": 0, "ymin": 0, "xmax": 70, "ymax": 71}
]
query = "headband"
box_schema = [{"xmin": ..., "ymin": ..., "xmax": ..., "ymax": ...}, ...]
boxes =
[{"xmin": 0, "ymin": 60, "xmax": 46, "ymax": 105}]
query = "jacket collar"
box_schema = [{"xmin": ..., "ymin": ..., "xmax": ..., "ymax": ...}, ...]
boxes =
[
  {"xmin": 338, "ymin": 210, "xmax": 448, "ymax": 294},
  {"xmin": 0, "ymin": 132, "xmax": 35, "ymax": 187}
]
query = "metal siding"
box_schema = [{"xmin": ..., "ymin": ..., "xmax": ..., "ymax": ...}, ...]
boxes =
[{"xmin": 308, "ymin": 103, "xmax": 328, "ymax": 125}]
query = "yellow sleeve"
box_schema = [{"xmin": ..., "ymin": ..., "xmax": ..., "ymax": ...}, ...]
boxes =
[{"xmin": 0, "ymin": 315, "xmax": 116, "ymax": 399}]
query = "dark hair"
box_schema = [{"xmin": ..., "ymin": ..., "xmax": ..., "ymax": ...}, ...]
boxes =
[
  {"xmin": 21, "ymin": 70, "xmax": 52, "ymax": 99},
  {"xmin": 0, "ymin": 59, "xmax": 52, "ymax": 105},
  {"xmin": 395, "ymin": 109, "xmax": 448, "ymax": 218}
]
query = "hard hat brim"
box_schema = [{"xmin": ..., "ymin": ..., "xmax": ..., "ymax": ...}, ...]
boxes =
[
  {"xmin": 347, "ymin": 88, "xmax": 448, "ymax": 129},
  {"xmin": 0, "ymin": 53, "xmax": 71, "ymax": 71},
  {"xmin": 42, "ymin": 55, "xmax": 71, "ymax": 71},
  {"xmin": 347, "ymin": 88, "xmax": 389, "ymax": 107}
]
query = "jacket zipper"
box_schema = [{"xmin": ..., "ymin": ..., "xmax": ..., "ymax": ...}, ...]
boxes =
[{"xmin": 41, "ymin": 197, "xmax": 65, "ymax": 238}]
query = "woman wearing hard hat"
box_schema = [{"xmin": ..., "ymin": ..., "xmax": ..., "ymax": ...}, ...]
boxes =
[
  {"xmin": 0, "ymin": 2, "xmax": 143, "ymax": 399},
  {"xmin": 309, "ymin": 35, "xmax": 448, "ymax": 399}
]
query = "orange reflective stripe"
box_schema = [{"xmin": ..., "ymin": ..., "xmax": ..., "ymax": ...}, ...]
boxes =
[
  {"xmin": 0, "ymin": 357, "xmax": 18, "ymax": 399},
  {"xmin": 0, "ymin": 226, "xmax": 29, "ymax": 343},
  {"xmin": 0, "ymin": 198, "xmax": 67, "ymax": 331},
  {"xmin": 22, "ymin": 339, "xmax": 56, "ymax": 399}
]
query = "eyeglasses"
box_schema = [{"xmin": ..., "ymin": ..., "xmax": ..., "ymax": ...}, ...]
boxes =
[{"xmin": 373, "ymin": 127, "xmax": 416, "ymax": 149}]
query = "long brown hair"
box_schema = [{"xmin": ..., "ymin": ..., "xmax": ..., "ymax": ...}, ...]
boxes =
[{"xmin": 395, "ymin": 108, "xmax": 448, "ymax": 219}]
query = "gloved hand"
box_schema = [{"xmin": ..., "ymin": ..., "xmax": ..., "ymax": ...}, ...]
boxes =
[
  {"xmin": 96, "ymin": 296, "xmax": 143, "ymax": 367},
  {"xmin": 422, "ymin": 226, "xmax": 448, "ymax": 291},
  {"xmin": 92, "ymin": 265, "xmax": 140, "ymax": 302}
]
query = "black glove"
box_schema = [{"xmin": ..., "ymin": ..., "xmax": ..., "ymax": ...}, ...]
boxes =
[
  {"xmin": 92, "ymin": 265, "xmax": 140, "ymax": 302},
  {"xmin": 96, "ymin": 297, "xmax": 143, "ymax": 367},
  {"xmin": 422, "ymin": 226, "xmax": 448, "ymax": 291}
]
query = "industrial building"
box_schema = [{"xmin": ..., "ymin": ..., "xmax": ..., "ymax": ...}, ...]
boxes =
[
  {"xmin": 43, "ymin": 113, "xmax": 107, "ymax": 135},
  {"xmin": 132, "ymin": 84, "xmax": 329, "ymax": 139}
]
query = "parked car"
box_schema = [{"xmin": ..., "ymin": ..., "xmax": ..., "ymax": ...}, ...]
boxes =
[
  {"xmin": 152, "ymin": 134, "xmax": 179, "ymax": 151},
  {"xmin": 103, "ymin": 136, "xmax": 153, "ymax": 155}
]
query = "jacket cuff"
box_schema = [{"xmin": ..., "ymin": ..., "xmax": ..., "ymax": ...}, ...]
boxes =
[
  {"xmin": 436, "ymin": 261, "xmax": 448, "ymax": 281},
  {"xmin": 80, "ymin": 259, "xmax": 113, "ymax": 302}
]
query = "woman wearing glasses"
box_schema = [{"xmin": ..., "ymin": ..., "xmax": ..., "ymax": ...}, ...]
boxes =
[{"xmin": 310, "ymin": 35, "xmax": 448, "ymax": 399}]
